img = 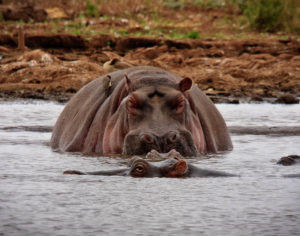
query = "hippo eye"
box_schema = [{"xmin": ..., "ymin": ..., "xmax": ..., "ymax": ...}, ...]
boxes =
[
  {"xmin": 126, "ymin": 95, "xmax": 141, "ymax": 115},
  {"xmin": 171, "ymin": 96, "xmax": 185, "ymax": 114},
  {"xmin": 136, "ymin": 165, "xmax": 144, "ymax": 172},
  {"xmin": 132, "ymin": 163, "xmax": 147, "ymax": 177}
]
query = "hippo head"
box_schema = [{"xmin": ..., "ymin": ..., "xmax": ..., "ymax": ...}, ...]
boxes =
[
  {"xmin": 128, "ymin": 156, "xmax": 188, "ymax": 178},
  {"xmin": 121, "ymin": 75, "xmax": 199, "ymax": 156}
]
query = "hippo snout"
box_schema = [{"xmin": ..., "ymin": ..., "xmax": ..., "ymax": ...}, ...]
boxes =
[
  {"xmin": 123, "ymin": 130, "xmax": 198, "ymax": 156},
  {"xmin": 140, "ymin": 131, "xmax": 180, "ymax": 151}
]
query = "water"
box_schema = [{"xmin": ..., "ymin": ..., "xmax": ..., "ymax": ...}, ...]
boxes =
[{"xmin": 0, "ymin": 101, "xmax": 300, "ymax": 236}]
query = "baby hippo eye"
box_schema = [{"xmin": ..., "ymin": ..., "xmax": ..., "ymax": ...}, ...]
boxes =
[
  {"xmin": 131, "ymin": 163, "xmax": 148, "ymax": 177},
  {"xmin": 135, "ymin": 164, "xmax": 144, "ymax": 173}
]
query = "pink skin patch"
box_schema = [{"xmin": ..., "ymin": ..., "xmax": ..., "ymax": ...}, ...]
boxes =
[
  {"xmin": 166, "ymin": 159, "xmax": 188, "ymax": 177},
  {"xmin": 102, "ymin": 125, "xmax": 114, "ymax": 154},
  {"xmin": 185, "ymin": 98, "xmax": 206, "ymax": 154},
  {"xmin": 102, "ymin": 102, "xmax": 129, "ymax": 154},
  {"xmin": 103, "ymin": 125, "xmax": 125, "ymax": 154},
  {"xmin": 191, "ymin": 115, "xmax": 206, "ymax": 153},
  {"xmin": 126, "ymin": 94, "xmax": 141, "ymax": 116}
]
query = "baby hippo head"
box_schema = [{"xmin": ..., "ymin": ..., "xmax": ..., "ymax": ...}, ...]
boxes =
[{"xmin": 128, "ymin": 155, "xmax": 188, "ymax": 178}]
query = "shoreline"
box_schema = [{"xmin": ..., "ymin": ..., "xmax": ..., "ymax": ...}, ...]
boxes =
[
  {"xmin": 0, "ymin": 90, "xmax": 299, "ymax": 104},
  {"xmin": 1, "ymin": 34, "xmax": 299, "ymax": 104}
]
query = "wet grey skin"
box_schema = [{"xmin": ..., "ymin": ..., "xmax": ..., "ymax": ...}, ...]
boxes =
[
  {"xmin": 184, "ymin": 164, "xmax": 238, "ymax": 177},
  {"xmin": 147, "ymin": 149, "xmax": 238, "ymax": 177},
  {"xmin": 63, "ymin": 168, "xmax": 130, "ymax": 176},
  {"xmin": 277, "ymin": 155, "xmax": 300, "ymax": 178},
  {"xmin": 63, "ymin": 157, "xmax": 184, "ymax": 178},
  {"xmin": 63, "ymin": 149, "xmax": 238, "ymax": 178},
  {"xmin": 277, "ymin": 155, "xmax": 300, "ymax": 166},
  {"xmin": 282, "ymin": 174, "xmax": 300, "ymax": 178}
]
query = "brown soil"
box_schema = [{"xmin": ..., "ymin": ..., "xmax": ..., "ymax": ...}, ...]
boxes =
[{"xmin": 0, "ymin": 1, "xmax": 299, "ymax": 103}]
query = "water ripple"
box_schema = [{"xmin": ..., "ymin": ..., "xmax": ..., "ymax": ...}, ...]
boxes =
[{"xmin": 0, "ymin": 101, "xmax": 300, "ymax": 235}]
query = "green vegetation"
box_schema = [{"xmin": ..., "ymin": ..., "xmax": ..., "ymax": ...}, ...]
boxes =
[
  {"xmin": 184, "ymin": 0, "xmax": 299, "ymax": 33},
  {"xmin": 0, "ymin": 12, "xmax": 5, "ymax": 22},
  {"xmin": 76, "ymin": 0, "xmax": 300, "ymax": 35},
  {"xmin": 50, "ymin": 20, "xmax": 60, "ymax": 33},
  {"xmin": 118, "ymin": 29, "xmax": 129, "ymax": 36},
  {"xmin": 192, "ymin": 0, "xmax": 225, "ymax": 8},
  {"xmin": 1, "ymin": 0, "xmax": 298, "ymax": 40},
  {"xmin": 240, "ymin": 0, "xmax": 299, "ymax": 32},
  {"xmin": 16, "ymin": 19, "xmax": 25, "ymax": 25},
  {"xmin": 283, "ymin": 0, "xmax": 300, "ymax": 33},
  {"xmin": 186, "ymin": 30, "xmax": 201, "ymax": 39},
  {"xmin": 242, "ymin": 0, "xmax": 284, "ymax": 32},
  {"xmin": 85, "ymin": 0, "xmax": 99, "ymax": 17},
  {"xmin": 165, "ymin": 30, "xmax": 201, "ymax": 39},
  {"xmin": 67, "ymin": 21, "xmax": 84, "ymax": 30},
  {"xmin": 164, "ymin": 0, "xmax": 185, "ymax": 9}
]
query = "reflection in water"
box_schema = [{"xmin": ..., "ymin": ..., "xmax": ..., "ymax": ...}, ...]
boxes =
[{"xmin": 0, "ymin": 101, "xmax": 300, "ymax": 235}]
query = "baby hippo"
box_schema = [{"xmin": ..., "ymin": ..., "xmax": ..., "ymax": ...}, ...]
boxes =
[
  {"xmin": 64, "ymin": 150, "xmax": 237, "ymax": 178},
  {"xmin": 63, "ymin": 155, "xmax": 188, "ymax": 178}
]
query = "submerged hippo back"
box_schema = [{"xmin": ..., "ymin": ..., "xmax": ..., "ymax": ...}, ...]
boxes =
[{"xmin": 50, "ymin": 66, "xmax": 232, "ymax": 155}]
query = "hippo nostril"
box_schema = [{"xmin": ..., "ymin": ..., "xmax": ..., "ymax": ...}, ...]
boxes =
[
  {"xmin": 140, "ymin": 134, "xmax": 155, "ymax": 144},
  {"xmin": 167, "ymin": 132, "xmax": 179, "ymax": 143}
]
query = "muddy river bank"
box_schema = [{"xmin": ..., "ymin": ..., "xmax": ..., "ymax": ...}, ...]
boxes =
[{"xmin": 0, "ymin": 33, "xmax": 299, "ymax": 104}]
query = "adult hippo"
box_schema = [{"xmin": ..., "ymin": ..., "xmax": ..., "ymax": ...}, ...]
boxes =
[
  {"xmin": 51, "ymin": 66, "xmax": 232, "ymax": 156},
  {"xmin": 64, "ymin": 150, "xmax": 237, "ymax": 178}
]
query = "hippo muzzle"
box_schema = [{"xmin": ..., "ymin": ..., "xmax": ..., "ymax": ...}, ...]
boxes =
[{"xmin": 123, "ymin": 130, "xmax": 198, "ymax": 157}]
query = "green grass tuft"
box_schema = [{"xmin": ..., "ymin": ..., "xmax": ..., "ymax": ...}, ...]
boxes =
[
  {"xmin": 86, "ymin": 0, "xmax": 99, "ymax": 18},
  {"xmin": 187, "ymin": 30, "xmax": 201, "ymax": 39}
]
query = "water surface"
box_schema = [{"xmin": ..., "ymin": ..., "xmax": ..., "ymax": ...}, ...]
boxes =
[{"xmin": 0, "ymin": 101, "xmax": 299, "ymax": 236}]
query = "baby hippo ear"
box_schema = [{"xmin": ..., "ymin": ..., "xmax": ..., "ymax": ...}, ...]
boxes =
[
  {"xmin": 178, "ymin": 77, "xmax": 193, "ymax": 92},
  {"xmin": 174, "ymin": 159, "xmax": 188, "ymax": 176},
  {"xmin": 124, "ymin": 73, "xmax": 134, "ymax": 93}
]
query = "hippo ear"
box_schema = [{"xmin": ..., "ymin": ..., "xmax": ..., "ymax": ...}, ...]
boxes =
[
  {"xmin": 178, "ymin": 77, "xmax": 193, "ymax": 92},
  {"xmin": 124, "ymin": 74, "xmax": 134, "ymax": 93},
  {"xmin": 175, "ymin": 159, "xmax": 188, "ymax": 175}
]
